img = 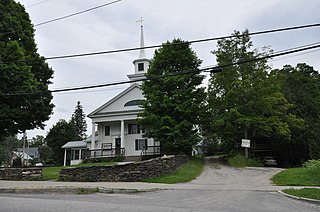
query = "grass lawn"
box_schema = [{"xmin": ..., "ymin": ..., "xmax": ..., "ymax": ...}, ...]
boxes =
[
  {"xmin": 283, "ymin": 188, "xmax": 320, "ymax": 200},
  {"xmin": 227, "ymin": 154, "xmax": 263, "ymax": 168},
  {"xmin": 42, "ymin": 166, "xmax": 64, "ymax": 180},
  {"xmin": 42, "ymin": 162, "xmax": 116, "ymax": 181},
  {"xmin": 141, "ymin": 158, "xmax": 204, "ymax": 184},
  {"xmin": 272, "ymin": 167, "xmax": 320, "ymax": 186}
]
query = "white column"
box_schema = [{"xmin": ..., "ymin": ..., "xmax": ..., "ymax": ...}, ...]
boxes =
[
  {"xmin": 91, "ymin": 122, "xmax": 96, "ymax": 156},
  {"xmin": 79, "ymin": 149, "xmax": 82, "ymax": 160},
  {"xmin": 120, "ymin": 120, "xmax": 125, "ymax": 152},
  {"xmin": 63, "ymin": 149, "xmax": 67, "ymax": 167}
]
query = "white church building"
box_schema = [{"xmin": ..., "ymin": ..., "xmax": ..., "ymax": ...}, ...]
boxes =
[
  {"xmin": 87, "ymin": 24, "xmax": 160, "ymax": 159},
  {"xmin": 61, "ymin": 23, "xmax": 161, "ymax": 166}
]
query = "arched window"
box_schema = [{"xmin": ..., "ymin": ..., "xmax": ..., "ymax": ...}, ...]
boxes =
[{"xmin": 124, "ymin": 99, "xmax": 143, "ymax": 107}]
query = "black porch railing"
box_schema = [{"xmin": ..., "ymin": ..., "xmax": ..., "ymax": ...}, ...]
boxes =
[
  {"xmin": 141, "ymin": 145, "xmax": 161, "ymax": 156},
  {"xmin": 85, "ymin": 148, "xmax": 125, "ymax": 158}
]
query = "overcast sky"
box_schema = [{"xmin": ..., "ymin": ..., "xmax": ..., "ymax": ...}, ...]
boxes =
[{"xmin": 17, "ymin": 0, "xmax": 320, "ymax": 139}]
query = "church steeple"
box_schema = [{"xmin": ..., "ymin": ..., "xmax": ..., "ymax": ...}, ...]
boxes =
[
  {"xmin": 138, "ymin": 19, "xmax": 146, "ymax": 59},
  {"xmin": 128, "ymin": 18, "xmax": 150, "ymax": 83}
]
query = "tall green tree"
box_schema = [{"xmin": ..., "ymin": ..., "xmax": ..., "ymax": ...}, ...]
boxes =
[
  {"xmin": 30, "ymin": 135, "xmax": 45, "ymax": 147},
  {"xmin": 207, "ymin": 30, "xmax": 302, "ymax": 152},
  {"xmin": 70, "ymin": 101, "xmax": 87, "ymax": 139},
  {"xmin": 138, "ymin": 38, "xmax": 206, "ymax": 155},
  {"xmin": 0, "ymin": 0, "xmax": 54, "ymax": 139},
  {"xmin": 0, "ymin": 135, "xmax": 22, "ymax": 166},
  {"xmin": 45, "ymin": 119, "xmax": 81, "ymax": 165},
  {"xmin": 277, "ymin": 63, "xmax": 320, "ymax": 160}
]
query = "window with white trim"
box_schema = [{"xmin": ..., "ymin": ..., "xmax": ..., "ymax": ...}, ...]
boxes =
[{"xmin": 71, "ymin": 149, "xmax": 80, "ymax": 160}]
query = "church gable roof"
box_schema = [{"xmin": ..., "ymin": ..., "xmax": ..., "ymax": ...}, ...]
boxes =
[{"xmin": 88, "ymin": 83, "xmax": 144, "ymax": 117}]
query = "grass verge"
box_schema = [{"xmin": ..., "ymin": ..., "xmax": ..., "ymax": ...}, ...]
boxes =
[
  {"xmin": 42, "ymin": 166, "xmax": 63, "ymax": 180},
  {"xmin": 42, "ymin": 162, "xmax": 116, "ymax": 181},
  {"xmin": 141, "ymin": 158, "xmax": 204, "ymax": 184},
  {"xmin": 283, "ymin": 188, "xmax": 320, "ymax": 200},
  {"xmin": 227, "ymin": 154, "xmax": 263, "ymax": 168},
  {"xmin": 272, "ymin": 167, "xmax": 320, "ymax": 186}
]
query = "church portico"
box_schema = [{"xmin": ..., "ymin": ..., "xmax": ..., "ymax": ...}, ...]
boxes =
[{"xmin": 90, "ymin": 117, "xmax": 156, "ymax": 157}]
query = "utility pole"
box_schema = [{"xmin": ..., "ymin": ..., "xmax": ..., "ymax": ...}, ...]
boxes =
[
  {"xmin": 244, "ymin": 127, "xmax": 248, "ymax": 158},
  {"xmin": 22, "ymin": 132, "xmax": 26, "ymax": 167}
]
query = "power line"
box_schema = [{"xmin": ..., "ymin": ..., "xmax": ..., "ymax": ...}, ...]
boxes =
[
  {"xmin": 1, "ymin": 42, "xmax": 319, "ymax": 96},
  {"xmin": 1, "ymin": 22, "xmax": 319, "ymax": 58},
  {"xmin": 0, "ymin": 0, "xmax": 121, "ymax": 37},
  {"xmin": 203, "ymin": 43, "xmax": 320, "ymax": 72},
  {"xmin": 270, "ymin": 48, "xmax": 320, "ymax": 63},
  {"xmin": 44, "ymin": 23, "xmax": 320, "ymax": 60},
  {"xmin": 50, "ymin": 41, "xmax": 320, "ymax": 91},
  {"xmin": 26, "ymin": 0, "xmax": 50, "ymax": 8},
  {"xmin": 34, "ymin": 0, "xmax": 122, "ymax": 27}
]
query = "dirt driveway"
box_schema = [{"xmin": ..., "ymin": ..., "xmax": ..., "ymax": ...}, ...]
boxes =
[{"xmin": 180, "ymin": 156, "xmax": 284, "ymax": 191}]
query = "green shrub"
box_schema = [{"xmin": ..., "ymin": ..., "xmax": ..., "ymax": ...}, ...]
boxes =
[
  {"xmin": 303, "ymin": 159, "xmax": 320, "ymax": 168},
  {"xmin": 82, "ymin": 156, "xmax": 124, "ymax": 164},
  {"xmin": 303, "ymin": 159, "xmax": 320, "ymax": 184},
  {"xmin": 227, "ymin": 154, "xmax": 263, "ymax": 167}
]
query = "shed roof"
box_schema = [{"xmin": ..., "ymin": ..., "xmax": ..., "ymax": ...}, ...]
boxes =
[{"xmin": 61, "ymin": 141, "xmax": 87, "ymax": 149}]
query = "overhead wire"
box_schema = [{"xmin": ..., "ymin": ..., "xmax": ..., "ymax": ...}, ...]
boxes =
[
  {"xmin": 26, "ymin": 0, "xmax": 50, "ymax": 8},
  {"xmin": 0, "ymin": 23, "xmax": 319, "ymax": 58},
  {"xmin": 44, "ymin": 23, "xmax": 320, "ymax": 60},
  {"xmin": 1, "ymin": 42, "xmax": 319, "ymax": 96},
  {"xmin": 34, "ymin": 0, "xmax": 122, "ymax": 27}
]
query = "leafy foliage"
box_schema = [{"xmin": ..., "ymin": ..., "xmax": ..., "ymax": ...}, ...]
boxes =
[
  {"xmin": 82, "ymin": 156, "xmax": 124, "ymax": 164},
  {"xmin": 29, "ymin": 135, "xmax": 45, "ymax": 147},
  {"xmin": 0, "ymin": 135, "xmax": 22, "ymax": 166},
  {"xmin": 71, "ymin": 101, "xmax": 87, "ymax": 139},
  {"xmin": 277, "ymin": 64, "xmax": 320, "ymax": 160},
  {"xmin": 0, "ymin": 0, "xmax": 54, "ymax": 138},
  {"xmin": 227, "ymin": 154, "xmax": 263, "ymax": 167},
  {"xmin": 45, "ymin": 119, "xmax": 81, "ymax": 165},
  {"xmin": 138, "ymin": 39, "xmax": 206, "ymax": 155},
  {"xmin": 206, "ymin": 30, "xmax": 302, "ymax": 153}
]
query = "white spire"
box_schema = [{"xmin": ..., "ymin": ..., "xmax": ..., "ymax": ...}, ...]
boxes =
[
  {"xmin": 136, "ymin": 17, "xmax": 146, "ymax": 59},
  {"xmin": 128, "ymin": 18, "xmax": 150, "ymax": 84}
]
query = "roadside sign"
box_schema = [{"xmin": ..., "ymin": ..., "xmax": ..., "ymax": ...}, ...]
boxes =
[{"xmin": 241, "ymin": 139, "xmax": 250, "ymax": 148}]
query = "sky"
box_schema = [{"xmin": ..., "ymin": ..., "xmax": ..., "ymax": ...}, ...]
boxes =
[{"xmin": 16, "ymin": 0, "xmax": 320, "ymax": 139}]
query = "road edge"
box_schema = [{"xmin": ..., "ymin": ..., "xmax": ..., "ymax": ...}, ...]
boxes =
[
  {"xmin": 0, "ymin": 186, "xmax": 163, "ymax": 194},
  {"xmin": 277, "ymin": 190, "xmax": 320, "ymax": 205}
]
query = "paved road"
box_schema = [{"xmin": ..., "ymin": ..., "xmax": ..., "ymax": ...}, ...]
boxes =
[{"xmin": 0, "ymin": 158, "xmax": 319, "ymax": 212}]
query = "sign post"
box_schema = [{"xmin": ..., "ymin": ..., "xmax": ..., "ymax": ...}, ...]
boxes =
[{"xmin": 241, "ymin": 139, "xmax": 250, "ymax": 158}]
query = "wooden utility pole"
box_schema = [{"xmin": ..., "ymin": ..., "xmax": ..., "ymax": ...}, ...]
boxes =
[
  {"xmin": 244, "ymin": 127, "xmax": 248, "ymax": 158},
  {"xmin": 22, "ymin": 132, "xmax": 26, "ymax": 167}
]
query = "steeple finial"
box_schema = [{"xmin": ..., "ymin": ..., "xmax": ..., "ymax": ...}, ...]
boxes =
[{"xmin": 136, "ymin": 17, "xmax": 146, "ymax": 59}]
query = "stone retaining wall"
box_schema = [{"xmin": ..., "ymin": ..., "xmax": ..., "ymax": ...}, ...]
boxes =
[
  {"xmin": 59, "ymin": 155, "xmax": 189, "ymax": 182},
  {"xmin": 0, "ymin": 167, "xmax": 43, "ymax": 181}
]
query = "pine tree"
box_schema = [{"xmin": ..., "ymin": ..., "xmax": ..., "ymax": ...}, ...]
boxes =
[{"xmin": 71, "ymin": 101, "xmax": 87, "ymax": 139}]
